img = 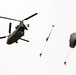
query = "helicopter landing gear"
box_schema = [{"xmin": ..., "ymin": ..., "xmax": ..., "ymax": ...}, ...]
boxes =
[{"xmin": 16, "ymin": 41, "xmax": 18, "ymax": 43}]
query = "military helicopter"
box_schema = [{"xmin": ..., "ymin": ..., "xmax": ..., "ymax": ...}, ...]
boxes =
[{"xmin": 0, "ymin": 13, "xmax": 38, "ymax": 45}]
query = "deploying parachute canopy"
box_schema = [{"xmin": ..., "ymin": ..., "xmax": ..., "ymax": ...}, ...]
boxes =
[{"xmin": 69, "ymin": 33, "xmax": 76, "ymax": 48}]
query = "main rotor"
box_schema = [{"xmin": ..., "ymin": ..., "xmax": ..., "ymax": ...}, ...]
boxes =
[{"xmin": 0, "ymin": 13, "xmax": 38, "ymax": 22}]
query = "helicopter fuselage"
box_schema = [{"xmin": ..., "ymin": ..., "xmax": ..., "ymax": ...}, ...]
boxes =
[{"xmin": 7, "ymin": 26, "xmax": 24, "ymax": 44}]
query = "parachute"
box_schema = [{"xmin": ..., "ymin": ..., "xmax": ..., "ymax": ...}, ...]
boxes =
[
  {"xmin": 64, "ymin": 33, "xmax": 76, "ymax": 65},
  {"xmin": 69, "ymin": 33, "xmax": 76, "ymax": 48}
]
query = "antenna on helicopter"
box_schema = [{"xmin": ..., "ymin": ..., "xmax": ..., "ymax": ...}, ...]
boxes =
[{"xmin": 40, "ymin": 25, "xmax": 55, "ymax": 57}]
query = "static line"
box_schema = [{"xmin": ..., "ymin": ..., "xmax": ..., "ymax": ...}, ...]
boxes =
[
  {"xmin": 40, "ymin": 42, "xmax": 47, "ymax": 57},
  {"xmin": 64, "ymin": 48, "xmax": 73, "ymax": 65},
  {"xmin": 46, "ymin": 26, "xmax": 54, "ymax": 41},
  {"xmin": 40, "ymin": 25, "xmax": 55, "ymax": 57}
]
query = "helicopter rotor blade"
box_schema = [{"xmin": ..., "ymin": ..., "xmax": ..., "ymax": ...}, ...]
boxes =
[
  {"xmin": 20, "ymin": 38, "xmax": 29, "ymax": 42},
  {"xmin": 0, "ymin": 16, "xmax": 20, "ymax": 22},
  {"xmin": 24, "ymin": 13, "xmax": 38, "ymax": 20},
  {"xmin": 9, "ymin": 23, "xmax": 12, "ymax": 34},
  {"xmin": 0, "ymin": 36, "xmax": 7, "ymax": 39}
]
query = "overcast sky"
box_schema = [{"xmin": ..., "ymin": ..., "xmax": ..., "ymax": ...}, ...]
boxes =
[{"xmin": 0, "ymin": 0, "xmax": 76, "ymax": 75}]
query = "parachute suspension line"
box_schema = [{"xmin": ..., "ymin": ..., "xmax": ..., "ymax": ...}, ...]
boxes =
[
  {"xmin": 40, "ymin": 25, "xmax": 55, "ymax": 57},
  {"xmin": 64, "ymin": 48, "xmax": 73, "ymax": 65},
  {"xmin": 40, "ymin": 42, "xmax": 47, "ymax": 57}
]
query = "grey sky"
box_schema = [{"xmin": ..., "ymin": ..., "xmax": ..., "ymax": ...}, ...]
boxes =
[{"xmin": 0, "ymin": 0, "xmax": 76, "ymax": 75}]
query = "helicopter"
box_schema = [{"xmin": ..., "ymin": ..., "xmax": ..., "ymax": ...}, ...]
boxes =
[{"xmin": 0, "ymin": 13, "xmax": 38, "ymax": 45}]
